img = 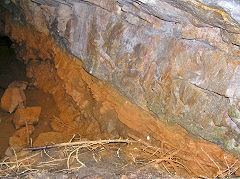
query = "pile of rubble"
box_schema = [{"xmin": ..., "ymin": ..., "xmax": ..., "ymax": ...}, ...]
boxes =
[{"xmin": 0, "ymin": 81, "xmax": 41, "ymax": 156}]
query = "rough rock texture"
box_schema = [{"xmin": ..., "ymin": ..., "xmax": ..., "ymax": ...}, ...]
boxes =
[
  {"xmin": 1, "ymin": 81, "xmax": 27, "ymax": 113},
  {"xmin": 9, "ymin": 125, "xmax": 35, "ymax": 152},
  {"xmin": 1, "ymin": 0, "xmax": 240, "ymax": 177},
  {"xmin": 15, "ymin": 125, "xmax": 35, "ymax": 139},
  {"xmin": 33, "ymin": 131, "xmax": 72, "ymax": 147},
  {"xmin": 3, "ymin": 0, "xmax": 239, "ymax": 155},
  {"xmin": 13, "ymin": 106, "xmax": 41, "ymax": 129}
]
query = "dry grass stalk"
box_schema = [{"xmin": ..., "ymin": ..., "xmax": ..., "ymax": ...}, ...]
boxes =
[
  {"xmin": 23, "ymin": 139, "xmax": 135, "ymax": 151},
  {"xmin": 0, "ymin": 138, "xmax": 134, "ymax": 177},
  {"xmin": 128, "ymin": 134, "xmax": 189, "ymax": 176},
  {"xmin": 129, "ymin": 133, "xmax": 240, "ymax": 177},
  {"xmin": 214, "ymin": 159, "xmax": 239, "ymax": 178},
  {"xmin": 1, "ymin": 136, "xmax": 239, "ymax": 178},
  {"xmin": 0, "ymin": 152, "xmax": 40, "ymax": 177}
]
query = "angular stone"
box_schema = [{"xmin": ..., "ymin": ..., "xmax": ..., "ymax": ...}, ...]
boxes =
[
  {"xmin": 0, "ymin": 81, "xmax": 27, "ymax": 113},
  {"xmin": 13, "ymin": 106, "xmax": 41, "ymax": 129}
]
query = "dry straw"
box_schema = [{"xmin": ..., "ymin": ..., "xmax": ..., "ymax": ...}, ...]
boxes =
[
  {"xmin": 0, "ymin": 136, "xmax": 239, "ymax": 178},
  {"xmin": 0, "ymin": 138, "xmax": 135, "ymax": 177}
]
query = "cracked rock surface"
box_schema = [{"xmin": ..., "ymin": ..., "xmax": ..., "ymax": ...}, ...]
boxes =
[{"xmin": 1, "ymin": 0, "xmax": 240, "ymax": 156}]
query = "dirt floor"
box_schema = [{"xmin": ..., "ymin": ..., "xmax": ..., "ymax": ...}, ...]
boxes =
[{"xmin": 1, "ymin": 138, "xmax": 184, "ymax": 178}]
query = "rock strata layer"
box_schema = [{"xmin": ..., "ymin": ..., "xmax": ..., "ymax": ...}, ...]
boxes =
[
  {"xmin": 1, "ymin": 0, "xmax": 240, "ymax": 177},
  {"xmin": 3, "ymin": 0, "xmax": 239, "ymax": 155}
]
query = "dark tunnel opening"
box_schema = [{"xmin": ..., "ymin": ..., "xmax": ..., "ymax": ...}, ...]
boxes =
[
  {"xmin": 0, "ymin": 34, "xmax": 61, "ymax": 159},
  {"xmin": 0, "ymin": 35, "xmax": 28, "ymax": 90},
  {"xmin": 0, "ymin": 35, "xmax": 28, "ymax": 158}
]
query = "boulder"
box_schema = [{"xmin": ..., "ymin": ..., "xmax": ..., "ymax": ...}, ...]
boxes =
[
  {"xmin": 0, "ymin": 81, "xmax": 27, "ymax": 113},
  {"xmin": 13, "ymin": 106, "xmax": 41, "ymax": 129}
]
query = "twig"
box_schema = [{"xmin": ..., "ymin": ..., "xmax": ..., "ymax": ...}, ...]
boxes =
[
  {"xmin": 24, "ymin": 121, "xmax": 30, "ymax": 145},
  {"xmin": 117, "ymin": 148, "xmax": 121, "ymax": 158},
  {"xmin": 128, "ymin": 134, "xmax": 158, "ymax": 151},
  {"xmin": 224, "ymin": 155, "xmax": 230, "ymax": 177},
  {"xmin": 38, "ymin": 158, "xmax": 66, "ymax": 165},
  {"xmin": 201, "ymin": 147, "xmax": 220, "ymax": 172},
  {"xmin": 0, "ymin": 153, "xmax": 40, "ymax": 165},
  {"xmin": 69, "ymin": 134, "xmax": 76, "ymax": 143},
  {"xmin": 162, "ymin": 162, "xmax": 172, "ymax": 176},
  {"xmin": 23, "ymin": 139, "xmax": 135, "ymax": 151},
  {"xmin": 230, "ymin": 165, "xmax": 240, "ymax": 176},
  {"xmin": 67, "ymin": 149, "xmax": 75, "ymax": 169},
  {"xmin": 214, "ymin": 159, "xmax": 239, "ymax": 178},
  {"xmin": 12, "ymin": 148, "xmax": 19, "ymax": 172},
  {"xmin": 43, "ymin": 149, "xmax": 55, "ymax": 160},
  {"xmin": 75, "ymin": 147, "xmax": 85, "ymax": 167}
]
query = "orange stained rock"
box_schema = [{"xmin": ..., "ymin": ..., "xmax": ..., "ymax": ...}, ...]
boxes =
[
  {"xmin": 33, "ymin": 131, "xmax": 73, "ymax": 147},
  {"xmin": 13, "ymin": 106, "xmax": 41, "ymax": 129},
  {"xmin": 15, "ymin": 125, "xmax": 35, "ymax": 144},
  {"xmin": 187, "ymin": 0, "xmax": 237, "ymax": 29},
  {"xmin": 1, "ymin": 87, "xmax": 26, "ymax": 113},
  {"xmin": 4, "ymin": 20, "xmax": 240, "ymax": 178}
]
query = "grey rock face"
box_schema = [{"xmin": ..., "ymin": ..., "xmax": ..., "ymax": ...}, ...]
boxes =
[{"xmin": 1, "ymin": 0, "xmax": 240, "ymax": 156}]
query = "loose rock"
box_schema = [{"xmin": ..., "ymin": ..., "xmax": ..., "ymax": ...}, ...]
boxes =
[
  {"xmin": 15, "ymin": 125, "xmax": 35, "ymax": 141},
  {"xmin": 0, "ymin": 81, "xmax": 27, "ymax": 113},
  {"xmin": 13, "ymin": 106, "xmax": 41, "ymax": 129}
]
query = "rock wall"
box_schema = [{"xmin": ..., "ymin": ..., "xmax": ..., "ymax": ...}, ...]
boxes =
[
  {"xmin": 1, "ymin": 0, "xmax": 240, "ymax": 177},
  {"xmin": 4, "ymin": 0, "xmax": 239, "ymax": 156}
]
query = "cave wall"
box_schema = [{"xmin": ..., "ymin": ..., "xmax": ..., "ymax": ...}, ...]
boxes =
[
  {"xmin": 5, "ymin": 0, "xmax": 239, "ymax": 155},
  {"xmin": 1, "ymin": 0, "xmax": 240, "ymax": 176}
]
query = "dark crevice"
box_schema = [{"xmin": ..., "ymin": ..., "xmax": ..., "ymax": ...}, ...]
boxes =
[
  {"xmin": 120, "ymin": 8, "xmax": 152, "ymax": 26},
  {"xmin": 181, "ymin": 37, "xmax": 216, "ymax": 49},
  {"xmin": 72, "ymin": 0, "xmax": 111, "ymax": 13},
  {"xmin": 0, "ymin": 35, "xmax": 28, "ymax": 89},
  {"xmin": 190, "ymin": 82, "xmax": 229, "ymax": 99},
  {"xmin": 0, "ymin": 35, "xmax": 29, "ymax": 158}
]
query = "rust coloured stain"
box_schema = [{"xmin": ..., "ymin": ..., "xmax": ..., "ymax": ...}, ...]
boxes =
[
  {"xmin": 2, "ymin": 17, "xmax": 240, "ymax": 177},
  {"xmin": 103, "ymin": 21, "xmax": 124, "ymax": 55}
]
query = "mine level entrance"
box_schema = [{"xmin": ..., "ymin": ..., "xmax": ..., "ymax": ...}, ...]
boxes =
[{"xmin": 0, "ymin": 36, "xmax": 58, "ymax": 158}]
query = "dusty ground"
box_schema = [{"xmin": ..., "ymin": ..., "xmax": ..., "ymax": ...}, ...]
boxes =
[{"xmin": 1, "ymin": 139, "xmax": 183, "ymax": 178}]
